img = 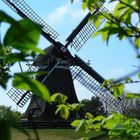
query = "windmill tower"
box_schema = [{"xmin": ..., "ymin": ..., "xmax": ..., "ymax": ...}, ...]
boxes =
[{"xmin": 2, "ymin": 0, "xmax": 121, "ymax": 127}]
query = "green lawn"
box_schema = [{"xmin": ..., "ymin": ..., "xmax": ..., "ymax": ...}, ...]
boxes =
[
  {"xmin": 11, "ymin": 128, "xmax": 84, "ymax": 140},
  {"xmin": 11, "ymin": 128, "xmax": 109, "ymax": 140}
]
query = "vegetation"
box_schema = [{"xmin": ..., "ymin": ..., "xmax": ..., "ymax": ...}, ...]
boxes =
[
  {"xmin": 0, "ymin": 0, "xmax": 140, "ymax": 140},
  {"xmin": 11, "ymin": 128, "xmax": 86, "ymax": 140},
  {"xmin": 80, "ymin": 97, "xmax": 106, "ymax": 117},
  {"xmin": 0, "ymin": 10, "xmax": 50, "ymax": 101},
  {"xmin": 0, "ymin": 10, "xmax": 50, "ymax": 140},
  {"xmin": 70, "ymin": 0, "xmax": 140, "ymax": 140}
]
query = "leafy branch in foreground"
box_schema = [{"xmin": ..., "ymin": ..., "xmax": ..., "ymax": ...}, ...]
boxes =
[
  {"xmin": 81, "ymin": 0, "xmax": 140, "ymax": 50},
  {"xmin": 71, "ymin": 112, "xmax": 140, "ymax": 140},
  {"xmin": 0, "ymin": 10, "xmax": 51, "ymax": 140},
  {"xmin": 0, "ymin": 105, "xmax": 30, "ymax": 140},
  {"xmin": 0, "ymin": 10, "xmax": 44, "ymax": 89},
  {"xmin": 69, "ymin": 0, "xmax": 140, "ymax": 140},
  {"xmin": 0, "ymin": 10, "xmax": 51, "ymax": 102},
  {"xmin": 51, "ymin": 93, "xmax": 82, "ymax": 120}
]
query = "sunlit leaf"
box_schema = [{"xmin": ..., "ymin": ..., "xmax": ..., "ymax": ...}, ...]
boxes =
[
  {"xmin": 135, "ymin": 37, "xmax": 140, "ymax": 48},
  {"xmin": 126, "ymin": 93, "xmax": 140, "ymax": 99},
  {"xmin": 82, "ymin": 2, "xmax": 88, "ymax": 10},
  {"xmin": 4, "ymin": 19, "xmax": 43, "ymax": 53},
  {"xmin": 55, "ymin": 104, "xmax": 70, "ymax": 120},
  {"xmin": 13, "ymin": 73, "xmax": 50, "ymax": 102},
  {"xmin": 71, "ymin": 119, "xmax": 86, "ymax": 132},
  {"xmin": 111, "ymin": 84, "xmax": 125, "ymax": 97},
  {"xmin": 85, "ymin": 112, "xmax": 94, "ymax": 119},
  {"xmin": 90, "ymin": 14, "xmax": 105, "ymax": 29},
  {"xmin": 69, "ymin": 103, "xmax": 81, "ymax": 111},
  {"xmin": 50, "ymin": 93, "xmax": 68, "ymax": 104},
  {"xmin": 0, "ymin": 10, "xmax": 15, "ymax": 24},
  {"xmin": 93, "ymin": 115, "xmax": 105, "ymax": 122},
  {"xmin": 137, "ymin": 73, "xmax": 140, "ymax": 79}
]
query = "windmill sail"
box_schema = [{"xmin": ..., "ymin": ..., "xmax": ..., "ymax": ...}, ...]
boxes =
[
  {"xmin": 70, "ymin": 55, "xmax": 121, "ymax": 113},
  {"xmin": 71, "ymin": 65, "xmax": 121, "ymax": 113},
  {"xmin": 2, "ymin": 0, "xmax": 59, "ymax": 40},
  {"xmin": 7, "ymin": 65, "xmax": 40, "ymax": 107},
  {"xmin": 65, "ymin": 4, "xmax": 109, "ymax": 52}
]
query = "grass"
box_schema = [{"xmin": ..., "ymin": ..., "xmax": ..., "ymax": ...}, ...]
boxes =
[
  {"xmin": 11, "ymin": 128, "xmax": 109, "ymax": 140},
  {"xmin": 11, "ymin": 128, "xmax": 85, "ymax": 140}
]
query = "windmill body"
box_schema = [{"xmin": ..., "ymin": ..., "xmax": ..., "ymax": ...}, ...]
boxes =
[
  {"xmin": 2, "ymin": 0, "xmax": 122, "ymax": 127},
  {"xmin": 24, "ymin": 45, "xmax": 79, "ymax": 122}
]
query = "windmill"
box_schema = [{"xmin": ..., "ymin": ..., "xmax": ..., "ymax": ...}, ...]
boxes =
[{"xmin": 2, "ymin": 0, "xmax": 121, "ymax": 127}]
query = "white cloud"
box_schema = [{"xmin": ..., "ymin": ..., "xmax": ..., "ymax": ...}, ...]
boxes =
[
  {"xmin": 47, "ymin": 0, "xmax": 118, "ymax": 27},
  {"xmin": 48, "ymin": 5, "xmax": 69, "ymax": 25},
  {"xmin": 47, "ymin": 1, "xmax": 87, "ymax": 26}
]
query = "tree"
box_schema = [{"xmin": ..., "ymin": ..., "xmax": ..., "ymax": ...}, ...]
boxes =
[
  {"xmin": 0, "ymin": 105, "xmax": 23, "ymax": 140},
  {"xmin": 123, "ymin": 98, "xmax": 140, "ymax": 119},
  {"xmin": 81, "ymin": 96, "xmax": 106, "ymax": 117},
  {"xmin": 0, "ymin": 11, "xmax": 50, "ymax": 140},
  {"xmin": 71, "ymin": 0, "xmax": 140, "ymax": 139}
]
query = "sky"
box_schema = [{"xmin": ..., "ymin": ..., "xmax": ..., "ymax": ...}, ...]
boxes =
[{"xmin": 0, "ymin": 0, "xmax": 140, "ymax": 112}]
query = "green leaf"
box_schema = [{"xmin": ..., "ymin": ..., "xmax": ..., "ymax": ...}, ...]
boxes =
[
  {"xmin": 135, "ymin": 37, "xmax": 140, "ymax": 48},
  {"xmin": 71, "ymin": 119, "xmax": 86, "ymax": 132},
  {"xmin": 102, "ymin": 79, "xmax": 114, "ymax": 87},
  {"xmin": 0, "ymin": 10, "xmax": 16, "ymax": 24},
  {"xmin": 126, "ymin": 93, "xmax": 140, "ymax": 99},
  {"xmin": 93, "ymin": 26, "xmax": 110, "ymax": 42},
  {"xmin": 50, "ymin": 93, "xmax": 68, "ymax": 104},
  {"xmin": 137, "ymin": 73, "xmax": 140, "ymax": 79},
  {"xmin": 0, "ymin": 71, "xmax": 11, "ymax": 89},
  {"xmin": 13, "ymin": 73, "xmax": 50, "ymax": 102},
  {"xmin": 85, "ymin": 112, "xmax": 94, "ymax": 119},
  {"xmin": 125, "ymin": 77, "xmax": 133, "ymax": 83},
  {"xmin": 111, "ymin": 84, "xmax": 125, "ymax": 97},
  {"xmin": 4, "ymin": 19, "xmax": 43, "ymax": 53},
  {"xmin": 93, "ymin": 115, "xmax": 105, "ymax": 122},
  {"xmin": 71, "ymin": 119, "xmax": 82, "ymax": 127},
  {"xmin": 55, "ymin": 104, "xmax": 70, "ymax": 120},
  {"xmin": 103, "ymin": 113, "xmax": 123, "ymax": 130},
  {"xmin": 90, "ymin": 14, "xmax": 105, "ymax": 29},
  {"xmin": 5, "ymin": 53, "xmax": 26, "ymax": 64},
  {"xmin": 82, "ymin": 2, "xmax": 88, "ymax": 10},
  {"xmin": 69, "ymin": 103, "xmax": 81, "ymax": 111}
]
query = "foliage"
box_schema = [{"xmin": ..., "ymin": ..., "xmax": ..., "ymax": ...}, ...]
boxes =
[
  {"xmin": 0, "ymin": 0, "xmax": 140, "ymax": 140},
  {"xmin": 0, "ymin": 10, "xmax": 50, "ymax": 140},
  {"xmin": 51, "ymin": 93, "xmax": 81, "ymax": 120},
  {"xmin": 80, "ymin": 96, "xmax": 106, "ymax": 117},
  {"xmin": 0, "ymin": 10, "xmax": 51, "ymax": 102},
  {"xmin": 123, "ymin": 98, "xmax": 140, "ymax": 119},
  {"xmin": 69, "ymin": 0, "xmax": 140, "ymax": 139},
  {"xmin": 11, "ymin": 128, "xmax": 89, "ymax": 140},
  {"xmin": 0, "ymin": 105, "xmax": 29, "ymax": 140},
  {"xmin": 72, "ymin": 112, "xmax": 140, "ymax": 140}
]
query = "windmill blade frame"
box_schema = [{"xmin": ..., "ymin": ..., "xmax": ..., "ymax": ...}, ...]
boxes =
[
  {"xmin": 2, "ymin": 0, "xmax": 59, "ymax": 40},
  {"xmin": 70, "ymin": 55, "xmax": 121, "ymax": 113},
  {"xmin": 65, "ymin": 4, "xmax": 110, "ymax": 52}
]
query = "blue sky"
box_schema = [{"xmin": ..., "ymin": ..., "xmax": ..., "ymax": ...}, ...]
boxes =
[{"xmin": 0, "ymin": 0, "xmax": 139, "ymax": 112}]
